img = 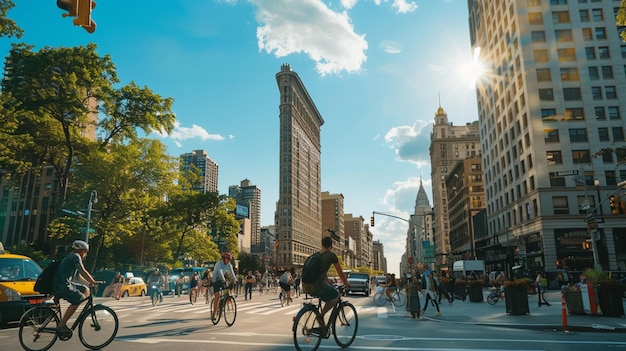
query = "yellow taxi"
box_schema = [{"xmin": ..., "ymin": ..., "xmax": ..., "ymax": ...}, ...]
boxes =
[
  {"xmin": 119, "ymin": 275, "xmax": 147, "ymax": 297},
  {"xmin": 0, "ymin": 243, "xmax": 46, "ymax": 325}
]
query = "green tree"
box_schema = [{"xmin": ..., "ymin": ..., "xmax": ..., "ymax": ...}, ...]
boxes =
[
  {"xmin": 0, "ymin": 0, "xmax": 23, "ymax": 39},
  {"xmin": 237, "ymin": 252, "xmax": 260, "ymax": 276},
  {"xmin": 618, "ymin": 0, "xmax": 626, "ymax": 42}
]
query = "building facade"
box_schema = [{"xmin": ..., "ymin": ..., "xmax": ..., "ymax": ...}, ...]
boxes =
[
  {"xmin": 467, "ymin": 0, "xmax": 626, "ymax": 272},
  {"xmin": 229, "ymin": 179, "xmax": 261, "ymax": 252},
  {"xmin": 429, "ymin": 105, "xmax": 481, "ymax": 269},
  {"xmin": 180, "ymin": 149, "xmax": 219, "ymax": 193},
  {"xmin": 404, "ymin": 180, "xmax": 433, "ymax": 275},
  {"xmin": 321, "ymin": 191, "xmax": 345, "ymax": 258},
  {"xmin": 274, "ymin": 64, "xmax": 324, "ymax": 270}
]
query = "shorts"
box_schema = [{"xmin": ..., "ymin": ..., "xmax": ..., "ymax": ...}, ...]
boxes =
[
  {"xmin": 57, "ymin": 282, "xmax": 88, "ymax": 305},
  {"xmin": 212, "ymin": 280, "xmax": 227, "ymax": 292},
  {"xmin": 302, "ymin": 281, "xmax": 338, "ymax": 302},
  {"xmin": 279, "ymin": 282, "xmax": 291, "ymax": 292}
]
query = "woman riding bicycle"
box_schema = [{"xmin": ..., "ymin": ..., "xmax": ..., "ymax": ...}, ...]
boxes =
[{"xmin": 211, "ymin": 252, "xmax": 237, "ymax": 320}]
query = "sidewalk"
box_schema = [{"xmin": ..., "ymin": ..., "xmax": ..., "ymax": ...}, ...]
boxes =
[{"xmin": 394, "ymin": 289, "xmax": 626, "ymax": 333}]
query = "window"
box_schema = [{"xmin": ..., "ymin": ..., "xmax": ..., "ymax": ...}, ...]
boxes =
[
  {"xmin": 613, "ymin": 127, "xmax": 625, "ymax": 141},
  {"xmin": 552, "ymin": 11, "xmax": 570, "ymax": 23},
  {"xmin": 601, "ymin": 65, "xmax": 613, "ymax": 79},
  {"xmin": 550, "ymin": 0, "xmax": 567, "ymax": 4},
  {"xmin": 605, "ymin": 86, "xmax": 617, "ymax": 99},
  {"xmin": 588, "ymin": 66, "xmax": 600, "ymax": 79},
  {"xmin": 601, "ymin": 148, "xmax": 613, "ymax": 163},
  {"xmin": 531, "ymin": 31, "xmax": 546, "ymax": 42},
  {"xmin": 621, "ymin": 45, "xmax": 626, "ymax": 59},
  {"xmin": 582, "ymin": 28, "xmax": 593, "ymax": 40},
  {"xmin": 542, "ymin": 108, "xmax": 557, "ymax": 119},
  {"xmin": 598, "ymin": 127, "xmax": 609, "ymax": 141},
  {"xmin": 599, "ymin": 46, "xmax": 610, "ymax": 59},
  {"xmin": 547, "ymin": 150, "xmax": 563, "ymax": 164},
  {"xmin": 569, "ymin": 128, "xmax": 588, "ymax": 142},
  {"xmin": 585, "ymin": 47, "xmax": 596, "ymax": 59},
  {"xmin": 539, "ymin": 88, "xmax": 554, "ymax": 100},
  {"xmin": 534, "ymin": 49, "xmax": 549, "ymax": 62},
  {"xmin": 544, "ymin": 129, "xmax": 560, "ymax": 142},
  {"xmin": 592, "ymin": 9, "xmax": 603, "ymax": 21},
  {"xmin": 558, "ymin": 48, "xmax": 576, "ymax": 62},
  {"xmin": 595, "ymin": 27, "xmax": 607, "ymax": 39},
  {"xmin": 529, "ymin": 12, "xmax": 543, "ymax": 25},
  {"xmin": 565, "ymin": 108, "xmax": 584, "ymax": 120},
  {"xmin": 592, "ymin": 86, "xmax": 603, "ymax": 99},
  {"xmin": 606, "ymin": 170, "xmax": 617, "ymax": 186},
  {"xmin": 550, "ymin": 173, "xmax": 566, "ymax": 186},
  {"xmin": 536, "ymin": 68, "xmax": 552, "ymax": 81},
  {"xmin": 555, "ymin": 29, "xmax": 573, "ymax": 41},
  {"xmin": 553, "ymin": 196, "xmax": 569, "ymax": 215},
  {"xmin": 608, "ymin": 106, "xmax": 621, "ymax": 119},
  {"xmin": 595, "ymin": 106, "xmax": 606, "ymax": 119},
  {"xmin": 580, "ymin": 9, "xmax": 590, "ymax": 22},
  {"xmin": 563, "ymin": 87, "xmax": 581, "ymax": 100},
  {"xmin": 528, "ymin": 0, "xmax": 541, "ymax": 5},
  {"xmin": 572, "ymin": 150, "xmax": 591, "ymax": 164},
  {"xmin": 560, "ymin": 67, "xmax": 579, "ymax": 80}
]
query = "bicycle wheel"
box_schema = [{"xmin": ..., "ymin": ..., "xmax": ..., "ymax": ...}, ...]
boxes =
[
  {"xmin": 206, "ymin": 291, "xmax": 212, "ymax": 305},
  {"xmin": 223, "ymin": 296, "xmax": 237, "ymax": 326},
  {"xmin": 487, "ymin": 293, "xmax": 497, "ymax": 305},
  {"xmin": 293, "ymin": 307, "xmax": 323, "ymax": 351},
  {"xmin": 190, "ymin": 289, "xmax": 197, "ymax": 305},
  {"xmin": 151, "ymin": 290, "xmax": 158, "ymax": 306},
  {"xmin": 78, "ymin": 305, "xmax": 119, "ymax": 350},
  {"xmin": 333, "ymin": 301, "xmax": 358, "ymax": 348},
  {"xmin": 211, "ymin": 297, "xmax": 222, "ymax": 325},
  {"xmin": 19, "ymin": 306, "xmax": 59, "ymax": 351},
  {"xmin": 392, "ymin": 292, "xmax": 406, "ymax": 307},
  {"xmin": 279, "ymin": 291, "xmax": 285, "ymax": 307},
  {"xmin": 373, "ymin": 292, "xmax": 387, "ymax": 306}
]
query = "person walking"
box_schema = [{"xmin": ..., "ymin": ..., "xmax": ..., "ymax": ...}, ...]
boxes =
[
  {"xmin": 244, "ymin": 270, "xmax": 255, "ymax": 300},
  {"xmin": 535, "ymin": 273, "xmax": 551, "ymax": 307},
  {"xmin": 406, "ymin": 276, "xmax": 422, "ymax": 319},
  {"xmin": 420, "ymin": 265, "xmax": 441, "ymax": 317}
]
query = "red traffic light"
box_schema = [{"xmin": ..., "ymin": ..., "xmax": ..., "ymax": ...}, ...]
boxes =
[{"xmin": 370, "ymin": 216, "xmax": 375, "ymax": 227}]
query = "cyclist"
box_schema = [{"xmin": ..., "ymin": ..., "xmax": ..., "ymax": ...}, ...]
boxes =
[
  {"xmin": 189, "ymin": 271, "xmax": 200, "ymax": 301},
  {"xmin": 279, "ymin": 267, "xmax": 295, "ymax": 305},
  {"xmin": 302, "ymin": 236, "xmax": 350, "ymax": 331},
  {"xmin": 148, "ymin": 268, "xmax": 165, "ymax": 302},
  {"xmin": 293, "ymin": 272, "xmax": 301, "ymax": 297},
  {"xmin": 211, "ymin": 252, "xmax": 237, "ymax": 320},
  {"xmin": 383, "ymin": 273, "xmax": 397, "ymax": 300},
  {"xmin": 53, "ymin": 240, "xmax": 101, "ymax": 336}
]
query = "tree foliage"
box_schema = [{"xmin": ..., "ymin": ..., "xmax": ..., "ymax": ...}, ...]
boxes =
[
  {"xmin": 0, "ymin": 0, "xmax": 23, "ymax": 39},
  {"xmin": 618, "ymin": 0, "xmax": 626, "ymax": 42}
]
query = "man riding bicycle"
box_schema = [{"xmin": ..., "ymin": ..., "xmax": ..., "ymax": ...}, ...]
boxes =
[
  {"xmin": 302, "ymin": 236, "xmax": 350, "ymax": 330},
  {"xmin": 211, "ymin": 252, "xmax": 237, "ymax": 320},
  {"xmin": 53, "ymin": 240, "xmax": 101, "ymax": 337},
  {"xmin": 148, "ymin": 268, "xmax": 165, "ymax": 302}
]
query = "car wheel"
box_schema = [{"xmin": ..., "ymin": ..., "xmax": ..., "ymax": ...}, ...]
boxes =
[
  {"xmin": 122, "ymin": 291, "xmax": 129, "ymax": 297},
  {"xmin": 365, "ymin": 290, "xmax": 370, "ymax": 297},
  {"xmin": 141, "ymin": 289, "xmax": 146, "ymax": 296}
]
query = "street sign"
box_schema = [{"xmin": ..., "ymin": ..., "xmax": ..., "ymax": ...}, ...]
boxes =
[
  {"xmin": 407, "ymin": 256, "xmax": 414, "ymax": 264},
  {"xmin": 556, "ymin": 170, "xmax": 579, "ymax": 176}
]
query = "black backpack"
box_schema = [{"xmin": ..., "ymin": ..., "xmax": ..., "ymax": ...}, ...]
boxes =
[
  {"xmin": 301, "ymin": 252, "xmax": 326, "ymax": 284},
  {"xmin": 34, "ymin": 260, "xmax": 61, "ymax": 295}
]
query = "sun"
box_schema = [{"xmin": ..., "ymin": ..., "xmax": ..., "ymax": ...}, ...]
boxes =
[{"xmin": 458, "ymin": 46, "xmax": 490, "ymax": 89}]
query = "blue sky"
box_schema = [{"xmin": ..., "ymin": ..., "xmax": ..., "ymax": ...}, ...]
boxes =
[{"xmin": 2, "ymin": 0, "xmax": 479, "ymax": 274}]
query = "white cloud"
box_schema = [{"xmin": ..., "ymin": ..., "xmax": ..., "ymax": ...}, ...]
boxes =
[
  {"xmin": 250, "ymin": 0, "xmax": 368, "ymax": 75},
  {"xmin": 340, "ymin": 0, "xmax": 358, "ymax": 9},
  {"xmin": 391, "ymin": 0, "xmax": 418, "ymax": 14},
  {"xmin": 379, "ymin": 40, "xmax": 402, "ymax": 54},
  {"xmin": 154, "ymin": 121, "xmax": 225, "ymax": 145},
  {"xmin": 384, "ymin": 119, "xmax": 432, "ymax": 166}
]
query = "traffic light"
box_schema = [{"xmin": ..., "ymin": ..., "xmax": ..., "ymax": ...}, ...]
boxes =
[
  {"xmin": 582, "ymin": 241, "xmax": 591, "ymax": 250},
  {"xmin": 610, "ymin": 196, "xmax": 620, "ymax": 214},
  {"xmin": 57, "ymin": 0, "xmax": 97, "ymax": 33},
  {"xmin": 370, "ymin": 216, "xmax": 375, "ymax": 227}
]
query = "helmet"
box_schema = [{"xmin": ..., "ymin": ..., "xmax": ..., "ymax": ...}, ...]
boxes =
[
  {"xmin": 221, "ymin": 252, "xmax": 232, "ymax": 259},
  {"xmin": 154, "ymin": 268, "xmax": 159, "ymax": 272},
  {"xmin": 72, "ymin": 240, "xmax": 89, "ymax": 251}
]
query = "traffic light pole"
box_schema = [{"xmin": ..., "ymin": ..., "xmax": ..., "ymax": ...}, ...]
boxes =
[{"xmin": 587, "ymin": 180, "xmax": 626, "ymax": 270}]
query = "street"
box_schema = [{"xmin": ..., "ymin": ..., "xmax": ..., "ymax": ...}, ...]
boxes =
[{"xmin": 2, "ymin": 289, "xmax": 626, "ymax": 351}]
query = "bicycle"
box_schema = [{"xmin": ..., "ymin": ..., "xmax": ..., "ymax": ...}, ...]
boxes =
[
  {"xmin": 292, "ymin": 285, "xmax": 358, "ymax": 351},
  {"xmin": 150, "ymin": 285, "xmax": 163, "ymax": 306},
  {"xmin": 486, "ymin": 286, "xmax": 505, "ymax": 305},
  {"xmin": 279, "ymin": 288, "xmax": 286, "ymax": 307},
  {"xmin": 189, "ymin": 286, "xmax": 198, "ymax": 305},
  {"xmin": 373, "ymin": 287, "xmax": 406, "ymax": 307},
  {"xmin": 18, "ymin": 286, "xmax": 118, "ymax": 351},
  {"xmin": 210, "ymin": 285, "xmax": 237, "ymax": 326}
]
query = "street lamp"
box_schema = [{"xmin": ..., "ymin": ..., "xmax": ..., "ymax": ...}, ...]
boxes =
[{"xmin": 84, "ymin": 190, "xmax": 98, "ymax": 243}]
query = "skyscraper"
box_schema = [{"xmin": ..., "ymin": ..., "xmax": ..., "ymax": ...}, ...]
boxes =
[
  {"xmin": 229, "ymin": 179, "xmax": 261, "ymax": 252},
  {"xmin": 275, "ymin": 64, "xmax": 324, "ymax": 270},
  {"xmin": 467, "ymin": 0, "xmax": 626, "ymax": 271},
  {"xmin": 180, "ymin": 150, "xmax": 219, "ymax": 193}
]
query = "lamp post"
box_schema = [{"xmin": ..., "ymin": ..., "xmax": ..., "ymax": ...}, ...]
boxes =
[
  {"xmin": 84, "ymin": 190, "xmax": 98, "ymax": 243},
  {"xmin": 593, "ymin": 179, "xmax": 604, "ymax": 270}
]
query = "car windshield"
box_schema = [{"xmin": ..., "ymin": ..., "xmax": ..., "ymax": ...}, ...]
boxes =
[
  {"xmin": 0, "ymin": 258, "xmax": 42, "ymax": 282},
  {"xmin": 348, "ymin": 273, "xmax": 368, "ymax": 280}
]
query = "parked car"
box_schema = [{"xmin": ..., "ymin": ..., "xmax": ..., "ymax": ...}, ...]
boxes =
[
  {"xmin": 119, "ymin": 276, "xmax": 147, "ymax": 297},
  {"xmin": 0, "ymin": 242, "xmax": 46, "ymax": 325},
  {"xmin": 344, "ymin": 272, "xmax": 371, "ymax": 296}
]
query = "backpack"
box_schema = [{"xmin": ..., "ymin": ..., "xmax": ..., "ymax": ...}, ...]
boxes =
[
  {"xmin": 280, "ymin": 271, "xmax": 292, "ymax": 284},
  {"xmin": 34, "ymin": 260, "xmax": 61, "ymax": 295},
  {"xmin": 301, "ymin": 252, "xmax": 325, "ymax": 284}
]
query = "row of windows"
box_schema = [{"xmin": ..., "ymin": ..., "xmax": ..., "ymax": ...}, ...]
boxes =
[
  {"xmin": 539, "ymin": 86, "xmax": 620, "ymax": 101},
  {"xmin": 541, "ymin": 106, "xmax": 621, "ymax": 120},
  {"xmin": 529, "ymin": 8, "xmax": 605, "ymax": 26},
  {"xmin": 545, "ymin": 127, "xmax": 625, "ymax": 143},
  {"xmin": 546, "ymin": 146, "xmax": 626, "ymax": 166}
]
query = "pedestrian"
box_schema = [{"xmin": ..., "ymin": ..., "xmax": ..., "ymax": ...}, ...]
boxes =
[
  {"xmin": 420, "ymin": 265, "xmax": 441, "ymax": 316},
  {"xmin": 102, "ymin": 271, "xmax": 124, "ymax": 300},
  {"xmin": 245, "ymin": 270, "xmax": 255, "ymax": 300},
  {"xmin": 437, "ymin": 271, "xmax": 453, "ymax": 304},
  {"xmin": 535, "ymin": 273, "xmax": 551, "ymax": 307},
  {"xmin": 405, "ymin": 276, "xmax": 422, "ymax": 319}
]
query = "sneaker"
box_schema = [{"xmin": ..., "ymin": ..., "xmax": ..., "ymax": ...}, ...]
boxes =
[
  {"xmin": 435, "ymin": 312, "xmax": 441, "ymax": 316},
  {"xmin": 420, "ymin": 309, "xmax": 425, "ymax": 315}
]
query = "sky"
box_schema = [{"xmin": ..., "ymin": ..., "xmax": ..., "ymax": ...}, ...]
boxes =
[{"xmin": 2, "ymin": 0, "xmax": 480, "ymax": 275}]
